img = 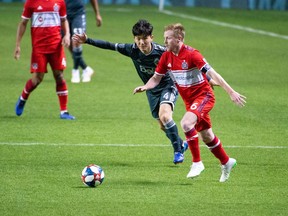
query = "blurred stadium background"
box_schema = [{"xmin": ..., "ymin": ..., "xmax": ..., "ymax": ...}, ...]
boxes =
[{"xmin": 0, "ymin": 0, "xmax": 287, "ymax": 10}]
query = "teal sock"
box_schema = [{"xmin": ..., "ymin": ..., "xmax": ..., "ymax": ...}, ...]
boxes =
[{"xmin": 164, "ymin": 120, "xmax": 182, "ymax": 152}]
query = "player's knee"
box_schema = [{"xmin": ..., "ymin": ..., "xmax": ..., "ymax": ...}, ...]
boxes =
[
  {"xmin": 159, "ymin": 109, "xmax": 173, "ymax": 124},
  {"xmin": 53, "ymin": 71, "xmax": 64, "ymax": 82},
  {"xmin": 32, "ymin": 75, "xmax": 43, "ymax": 85},
  {"xmin": 200, "ymin": 129, "xmax": 214, "ymax": 143},
  {"xmin": 180, "ymin": 118, "xmax": 195, "ymax": 132}
]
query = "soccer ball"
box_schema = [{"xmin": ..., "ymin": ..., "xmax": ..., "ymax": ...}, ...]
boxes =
[{"xmin": 81, "ymin": 164, "xmax": 105, "ymax": 187}]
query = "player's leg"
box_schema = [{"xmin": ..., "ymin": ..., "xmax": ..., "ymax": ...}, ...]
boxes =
[
  {"xmin": 49, "ymin": 49, "xmax": 75, "ymax": 120},
  {"xmin": 180, "ymin": 111, "xmax": 205, "ymax": 178},
  {"xmin": 159, "ymin": 86, "xmax": 187, "ymax": 164},
  {"xmin": 71, "ymin": 14, "xmax": 94, "ymax": 83},
  {"xmin": 69, "ymin": 15, "xmax": 81, "ymax": 83},
  {"xmin": 15, "ymin": 52, "xmax": 46, "ymax": 116},
  {"xmin": 159, "ymin": 104, "xmax": 185, "ymax": 164},
  {"xmin": 200, "ymin": 128, "xmax": 236, "ymax": 182}
]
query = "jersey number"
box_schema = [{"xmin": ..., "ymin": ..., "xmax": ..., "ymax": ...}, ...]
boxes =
[
  {"xmin": 190, "ymin": 103, "xmax": 198, "ymax": 110},
  {"xmin": 163, "ymin": 92, "xmax": 175, "ymax": 101}
]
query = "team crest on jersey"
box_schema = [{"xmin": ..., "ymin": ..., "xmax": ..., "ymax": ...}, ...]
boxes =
[
  {"xmin": 182, "ymin": 60, "xmax": 188, "ymax": 69},
  {"xmin": 53, "ymin": 3, "xmax": 60, "ymax": 12},
  {"xmin": 32, "ymin": 63, "xmax": 38, "ymax": 70},
  {"xmin": 154, "ymin": 58, "xmax": 159, "ymax": 66}
]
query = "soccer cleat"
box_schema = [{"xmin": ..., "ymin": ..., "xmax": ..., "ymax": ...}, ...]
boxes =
[
  {"xmin": 82, "ymin": 66, "xmax": 94, "ymax": 82},
  {"xmin": 173, "ymin": 152, "xmax": 184, "ymax": 164},
  {"xmin": 15, "ymin": 97, "xmax": 26, "ymax": 116},
  {"xmin": 181, "ymin": 141, "xmax": 188, "ymax": 153},
  {"xmin": 186, "ymin": 161, "xmax": 205, "ymax": 178},
  {"xmin": 219, "ymin": 158, "xmax": 237, "ymax": 183},
  {"xmin": 60, "ymin": 112, "xmax": 76, "ymax": 120},
  {"xmin": 71, "ymin": 69, "xmax": 80, "ymax": 83}
]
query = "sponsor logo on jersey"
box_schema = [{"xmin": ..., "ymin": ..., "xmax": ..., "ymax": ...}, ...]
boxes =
[
  {"xmin": 37, "ymin": 6, "xmax": 43, "ymax": 10},
  {"xmin": 32, "ymin": 12, "xmax": 60, "ymax": 27},
  {"xmin": 37, "ymin": 15, "xmax": 43, "ymax": 23},
  {"xmin": 171, "ymin": 68, "xmax": 204, "ymax": 87},
  {"xmin": 167, "ymin": 63, "xmax": 172, "ymax": 68}
]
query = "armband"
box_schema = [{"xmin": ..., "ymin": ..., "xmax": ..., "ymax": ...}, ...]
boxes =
[{"xmin": 201, "ymin": 64, "xmax": 211, "ymax": 73}]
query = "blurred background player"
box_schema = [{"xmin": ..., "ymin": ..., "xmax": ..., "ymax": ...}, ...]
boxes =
[
  {"xmin": 134, "ymin": 23, "xmax": 246, "ymax": 182},
  {"xmin": 66, "ymin": 0, "xmax": 102, "ymax": 83},
  {"xmin": 14, "ymin": 0, "xmax": 75, "ymax": 120},
  {"xmin": 73, "ymin": 19, "xmax": 187, "ymax": 164}
]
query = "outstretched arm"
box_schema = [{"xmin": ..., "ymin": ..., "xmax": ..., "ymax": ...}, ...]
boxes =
[
  {"xmin": 72, "ymin": 33, "xmax": 116, "ymax": 50},
  {"xmin": 207, "ymin": 68, "xmax": 246, "ymax": 107},
  {"xmin": 133, "ymin": 73, "xmax": 163, "ymax": 94}
]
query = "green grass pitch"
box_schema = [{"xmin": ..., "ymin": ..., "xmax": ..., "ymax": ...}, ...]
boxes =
[{"xmin": 0, "ymin": 3, "xmax": 288, "ymax": 216}]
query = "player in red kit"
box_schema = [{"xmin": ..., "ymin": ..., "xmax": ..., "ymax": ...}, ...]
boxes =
[
  {"xmin": 14, "ymin": 0, "xmax": 75, "ymax": 120},
  {"xmin": 134, "ymin": 23, "xmax": 246, "ymax": 182}
]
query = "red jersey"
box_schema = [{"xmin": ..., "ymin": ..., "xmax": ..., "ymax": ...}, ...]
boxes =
[
  {"xmin": 22, "ymin": 0, "xmax": 67, "ymax": 53},
  {"xmin": 155, "ymin": 44, "xmax": 214, "ymax": 104}
]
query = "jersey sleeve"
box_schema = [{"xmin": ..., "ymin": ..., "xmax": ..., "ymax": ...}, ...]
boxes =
[
  {"xmin": 191, "ymin": 50, "xmax": 211, "ymax": 73},
  {"xmin": 86, "ymin": 38, "xmax": 117, "ymax": 50},
  {"xmin": 85, "ymin": 38, "xmax": 133, "ymax": 58},
  {"xmin": 59, "ymin": 0, "xmax": 67, "ymax": 18},
  {"xmin": 116, "ymin": 43, "xmax": 133, "ymax": 57},
  {"xmin": 21, "ymin": 0, "xmax": 32, "ymax": 19},
  {"xmin": 155, "ymin": 52, "xmax": 168, "ymax": 76}
]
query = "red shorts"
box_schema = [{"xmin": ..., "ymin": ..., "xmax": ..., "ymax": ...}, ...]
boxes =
[
  {"xmin": 185, "ymin": 92, "xmax": 215, "ymax": 132},
  {"xmin": 30, "ymin": 46, "xmax": 66, "ymax": 73}
]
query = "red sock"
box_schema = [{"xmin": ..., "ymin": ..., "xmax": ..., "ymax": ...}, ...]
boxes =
[
  {"xmin": 206, "ymin": 136, "xmax": 229, "ymax": 165},
  {"xmin": 21, "ymin": 79, "xmax": 38, "ymax": 100},
  {"xmin": 56, "ymin": 80, "xmax": 68, "ymax": 111},
  {"xmin": 185, "ymin": 128, "xmax": 201, "ymax": 162}
]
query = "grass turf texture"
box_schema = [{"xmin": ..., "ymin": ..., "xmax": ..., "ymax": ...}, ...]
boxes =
[{"xmin": 1, "ymin": 3, "xmax": 288, "ymax": 216}]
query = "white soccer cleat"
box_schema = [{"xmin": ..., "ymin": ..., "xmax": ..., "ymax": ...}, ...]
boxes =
[
  {"xmin": 82, "ymin": 66, "xmax": 94, "ymax": 82},
  {"xmin": 187, "ymin": 161, "xmax": 205, "ymax": 178},
  {"xmin": 219, "ymin": 158, "xmax": 237, "ymax": 183},
  {"xmin": 71, "ymin": 69, "xmax": 80, "ymax": 83}
]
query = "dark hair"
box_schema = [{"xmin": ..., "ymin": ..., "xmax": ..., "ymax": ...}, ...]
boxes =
[{"xmin": 132, "ymin": 19, "xmax": 153, "ymax": 37}]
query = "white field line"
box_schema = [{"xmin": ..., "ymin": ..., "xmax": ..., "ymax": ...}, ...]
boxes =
[
  {"xmin": 0, "ymin": 142, "xmax": 287, "ymax": 149},
  {"xmin": 3, "ymin": 6, "xmax": 286, "ymax": 40},
  {"xmin": 161, "ymin": 10, "xmax": 288, "ymax": 40}
]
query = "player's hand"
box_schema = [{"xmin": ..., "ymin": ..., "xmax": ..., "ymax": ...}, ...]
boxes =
[
  {"xmin": 62, "ymin": 34, "xmax": 70, "ymax": 48},
  {"xmin": 14, "ymin": 46, "xmax": 21, "ymax": 60},
  {"xmin": 230, "ymin": 91, "xmax": 246, "ymax": 107},
  {"xmin": 133, "ymin": 86, "xmax": 147, "ymax": 94},
  {"xmin": 96, "ymin": 15, "xmax": 102, "ymax": 27},
  {"xmin": 72, "ymin": 33, "xmax": 87, "ymax": 45}
]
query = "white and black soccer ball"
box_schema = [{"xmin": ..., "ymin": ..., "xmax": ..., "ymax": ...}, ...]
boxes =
[{"xmin": 81, "ymin": 164, "xmax": 105, "ymax": 187}]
